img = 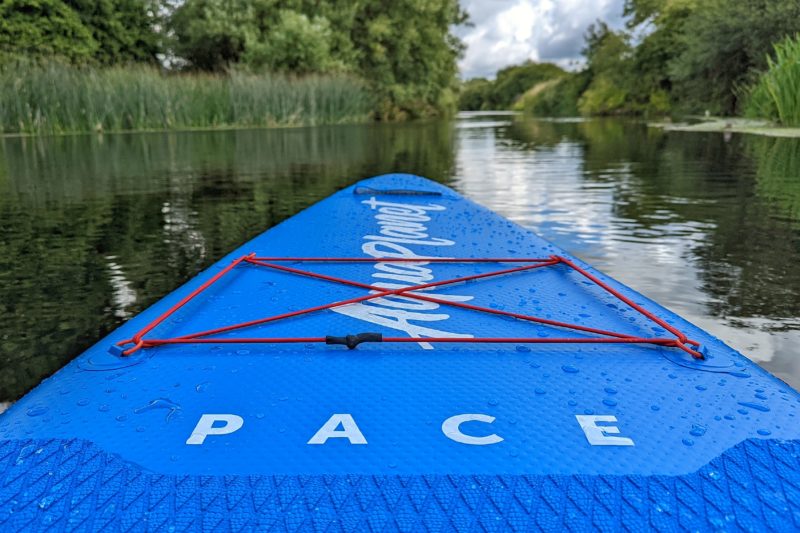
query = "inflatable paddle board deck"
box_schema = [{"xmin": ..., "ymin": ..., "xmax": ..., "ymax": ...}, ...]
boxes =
[{"xmin": 1, "ymin": 174, "xmax": 798, "ymax": 531}]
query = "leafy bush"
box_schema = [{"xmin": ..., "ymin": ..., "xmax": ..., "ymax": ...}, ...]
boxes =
[{"xmin": 578, "ymin": 78, "xmax": 629, "ymax": 115}]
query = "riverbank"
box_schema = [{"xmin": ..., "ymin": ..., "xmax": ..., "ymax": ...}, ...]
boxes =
[
  {"xmin": 0, "ymin": 62, "xmax": 374, "ymax": 136},
  {"xmin": 650, "ymin": 118, "xmax": 800, "ymax": 138}
]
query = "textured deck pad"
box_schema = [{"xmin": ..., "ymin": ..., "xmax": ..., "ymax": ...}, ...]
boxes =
[{"xmin": 1, "ymin": 174, "xmax": 798, "ymax": 531}]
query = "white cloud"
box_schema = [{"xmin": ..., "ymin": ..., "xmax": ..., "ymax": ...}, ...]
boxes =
[{"xmin": 455, "ymin": 0, "xmax": 626, "ymax": 79}]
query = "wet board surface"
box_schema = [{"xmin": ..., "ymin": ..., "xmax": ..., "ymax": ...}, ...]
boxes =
[{"xmin": 1, "ymin": 174, "xmax": 798, "ymax": 531}]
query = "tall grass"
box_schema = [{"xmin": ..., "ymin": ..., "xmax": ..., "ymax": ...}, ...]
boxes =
[
  {"xmin": 0, "ymin": 61, "xmax": 374, "ymax": 135},
  {"xmin": 745, "ymin": 34, "xmax": 800, "ymax": 127}
]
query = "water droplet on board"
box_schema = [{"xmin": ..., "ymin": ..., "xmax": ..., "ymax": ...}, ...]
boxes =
[
  {"xmin": 689, "ymin": 424, "xmax": 707, "ymax": 437},
  {"xmin": 534, "ymin": 388, "xmax": 546, "ymax": 395},
  {"xmin": 695, "ymin": 385, "xmax": 707, "ymax": 391},
  {"xmin": 195, "ymin": 382, "xmax": 209, "ymax": 393},
  {"xmin": 737, "ymin": 401, "xmax": 770, "ymax": 412},
  {"xmin": 651, "ymin": 405, "xmax": 660, "ymax": 411},
  {"xmin": 757, "ymin": 429, "xmax": 771, "ymax": 436},
  {"xmin": 516, "ymin": 345, "xmax": 531, "ymax": 353},
  {"xmin": 603, "ymin": 398, "xmax": 617, "ymax": 407},
  {"xmin": 76, "ymin": 399, "xmax": 89, "ymax": 407},
  {"xmin": 708, "ymin": 470, "xmax": 721, "ymax": 480},
  {"xmin": 682, "ymin": 438, "xmax": 694, "ymax": 446},
  {"xmin": 38, "ymin": 496, "xmax": 54, "ymax": 510},
  {"xmin": 604, "ymin": 387, "xmax": 617, "ymax": 395},
  {"xmin": 26, "ymin": 405, "xmax": 48, "ymax": 417},
  {"xmin": 98, "ymin": 404, "xmax": 111, "ymax": 412},
  {"xmin": 488, "ymin": 399, "xmax": 499, "ymax": 406},
  {"xmin": 134, "ymin": 398, "xmax": 182, "ymax": 422},
  {"xmin": 561, "ymin": 365, "xmax": 579, "ymax": 374}
]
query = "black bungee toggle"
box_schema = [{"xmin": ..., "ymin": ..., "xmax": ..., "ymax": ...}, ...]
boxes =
[{"xmin": 325, "ymin": 333, "xmax": 383, "ymax": 349}]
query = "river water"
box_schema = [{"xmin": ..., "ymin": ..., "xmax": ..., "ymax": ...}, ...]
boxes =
[{"xmin": 1, "ymin": 112, "xmax": 799, "ymax": 401}]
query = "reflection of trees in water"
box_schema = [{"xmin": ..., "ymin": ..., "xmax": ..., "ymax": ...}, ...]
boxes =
[
  {"xmin": 0, "ymin": 123, "xmax": 456, "ymax": 401},
  {"xmin": 503, "ymin": 117, "xmax": 800, "ymax": 327},
  {"xmin": 752, "ymin": 137, "xmax": 800, "ymax": 223},
  {"xmin": 499, "ymin": 118, "xmax": 565, "ymax": 149},
  {"xmin": 573, "ymin": 121, "xmax": 800, "ymax": 326}
]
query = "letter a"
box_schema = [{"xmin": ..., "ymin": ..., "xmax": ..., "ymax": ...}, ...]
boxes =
[{"xmin": 307, "ymin": 414, "xmax": 367, "ymax": 445}]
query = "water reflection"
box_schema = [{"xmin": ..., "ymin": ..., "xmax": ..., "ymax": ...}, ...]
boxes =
[
  {"xmin": 1, "ymin": 115, "xmax": 798, "ymax": 400},
  {"xmin": 455, "ymin": 115, "xmax": 800, "ymax": 388}
]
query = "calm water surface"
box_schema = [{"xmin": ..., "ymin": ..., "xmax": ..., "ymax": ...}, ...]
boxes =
[{"xmin": 2, "ymin": 113, "xmax": 799, "ymax": 401}]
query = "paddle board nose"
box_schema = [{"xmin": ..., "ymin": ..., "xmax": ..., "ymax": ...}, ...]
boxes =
[{"xmin": 1, "ymin": 173, "xmax": 797, "ymax": 531}]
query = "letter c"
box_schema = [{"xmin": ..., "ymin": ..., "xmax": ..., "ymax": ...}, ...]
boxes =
[
  {"xmin": 186, "ymin": 414, "xmax": 244, "ymax": 445},
  {"xmin": 441, "ymin": 414, "xmax": 503, "ymax": 445}
]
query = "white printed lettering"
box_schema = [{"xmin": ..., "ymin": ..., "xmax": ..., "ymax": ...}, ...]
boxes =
[
  {"xmin": 186, "ymin": 414, "xmax": 244, "ymax": 445},
  {"xmin": 307, "ymin": 414, "xmax": 368, "ymax": 445},
  {"xmin": 575, "ymin": 415, "xmax": 634, "ymax": 446},
  {"xmin": 442, "ymin": 414, "xmax": 504, "ymax": 445}
]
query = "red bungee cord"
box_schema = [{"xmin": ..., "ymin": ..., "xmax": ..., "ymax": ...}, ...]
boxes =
[{"xmin": 113, "ymin": 254, "xmax": 704, "ymax": 359}]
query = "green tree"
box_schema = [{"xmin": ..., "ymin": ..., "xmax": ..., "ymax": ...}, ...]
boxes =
[
  {"xmin": 668, "ymin": 0, "xmax": 800, "ymax": 114},
  {"xmin": 0, "ymin": 0, "xmax": 97, "ymax": 62},
  {"xmin": 578, "ymin": 23, "xmax": 633, "ymax": 115},
  {"xmin": 66, "ymin": 0, "xmax": 161, "ymax": 64},
  {"xmin": 242, "ymin": 9, "xmax": 334, "ymax": 73},
  {"xmin": 169, "ymin": 0, "xmax": 254, "ymax": 71},
  {"xmin": 170, "ymin": 0, "xmax": 467, "ymax": 117},
  {"xmin": 346, "ymin": 0, "xmax": 467, "ymax": 118},
  {"xmin": 457, "ymin": 77, "xmax": 491, "ymax": 110}
]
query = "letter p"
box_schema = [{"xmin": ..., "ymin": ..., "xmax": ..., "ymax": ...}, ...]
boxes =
[{"xmin": 186, "ymin": 414, "xmax": 244, "ymax": 445}]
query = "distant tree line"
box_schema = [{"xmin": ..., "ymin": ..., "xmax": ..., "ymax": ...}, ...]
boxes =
[
  {"xmin": 458, "ymin": 62, "xmax": 566, "ymax": 111},
  {"xmin": 0, "ymin": 0, "xmax": 467, "ymax": 119},
  {"xmin": 460, "ymin": 0, "xmax": 800, "ymax": 126}
]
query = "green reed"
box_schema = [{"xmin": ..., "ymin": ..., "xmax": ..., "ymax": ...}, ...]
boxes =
[
  {"xmin": 746, "ymin": 34, "xmax": 800, "ymax": 127},
  {"xmin": 0, "ymin": 61, "xmax": 374, "ymax": 135}
]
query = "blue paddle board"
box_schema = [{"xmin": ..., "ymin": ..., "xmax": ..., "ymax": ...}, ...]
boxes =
[{"xmin": 0, "ymin": 174, "xmax": 798, "ymax": 531}]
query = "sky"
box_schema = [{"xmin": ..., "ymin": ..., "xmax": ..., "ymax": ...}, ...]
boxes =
[{"xmin": 455, "ymin": 0, "xmax": 626, "ymax": 79}]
